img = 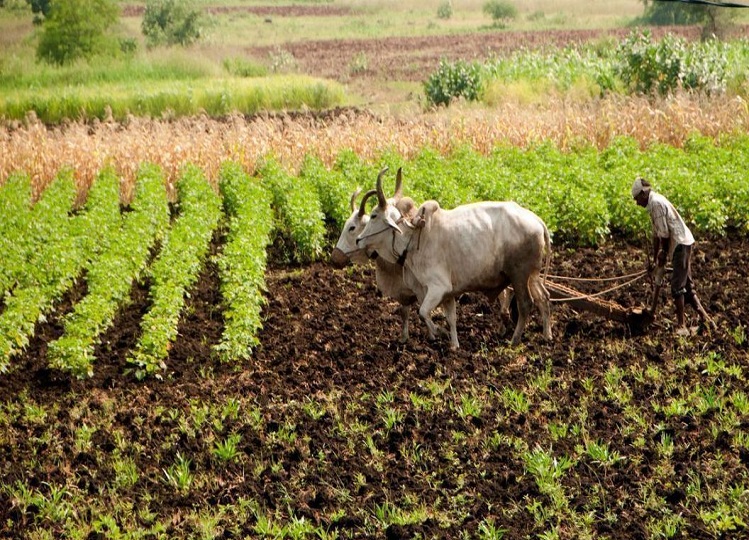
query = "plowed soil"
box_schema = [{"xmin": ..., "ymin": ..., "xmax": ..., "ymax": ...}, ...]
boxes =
[{"xmin": 1, "ymin": 233, "xmax": 748, "ymax": 538}]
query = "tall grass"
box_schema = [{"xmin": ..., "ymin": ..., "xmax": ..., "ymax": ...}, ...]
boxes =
[
  {"xmin": 0, "ymin": 49, "xmax": 220, "ymax": 91},
  {"xmin": 1, "ymin": 76, "xmax": 345, "ymax": 123}
]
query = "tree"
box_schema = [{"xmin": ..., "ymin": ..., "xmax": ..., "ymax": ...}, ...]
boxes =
[
  {"xmin": 36, "ymin": 0, "xmax": 119, "ymax": 64},
  {"xmin": 142, "ymin": 0, "xmax": 203, "ymax": 48},
  {"xmin": 26, "ymin": 0, "xmax": 51, "ymax": 24},
  {"xmin": 637, "ymin": 0, "xmax": 735, "ymax": 40}
]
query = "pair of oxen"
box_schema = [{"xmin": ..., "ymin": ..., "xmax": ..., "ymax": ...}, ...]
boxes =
[{"xmin": 330, "ymin": 168, "xmax": 552, "ymax": 349}]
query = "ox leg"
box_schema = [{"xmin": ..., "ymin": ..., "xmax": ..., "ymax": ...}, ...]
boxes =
[
  {"xmin": 497, "ymin": 288, "xmax": 512, "ymax": 336},
  {"xmin": 442, "ymin": 296, "xmax": 460, "ymax": 350},
  {"xmin": 418, "ymin": 289, "xmax": 448, "ymax": 344},
  {"xmin": 530, "ymin": 277, "xmax": 553, "ymax": 341},
  {"xmin": 398, "ymin": 303, "xmax": 410, "ymax": 343},
  {"xmin": 510, "ymin": 283, "xmax": 533, "ymax": 346}
]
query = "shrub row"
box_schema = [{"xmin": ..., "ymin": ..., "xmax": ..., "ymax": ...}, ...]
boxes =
[
  {"xmin": 424, "ymin": 30, "xmax": 749, "ymax": 106},
  {"xmin": 214, "ymin": 162, "xmax": 273, "ymax": 363},
  {"xmin": 128, "ymin": 165, "xmax": 222, "ymax": 380},
  {"xmin": 47, "ymin": 164, "xmax": 169, "ymax": 378},
  {"xmin": 3, "ymin": 135, "xmax": 747, "ymax": 372}
]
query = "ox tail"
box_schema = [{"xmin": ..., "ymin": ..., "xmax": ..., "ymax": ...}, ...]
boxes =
[
  {"xmin": 527, "ymin": 219, "xmax": 552, "ymax": 306},
  {"xmin": 541, "ymin": 219, "xmax": 551, "ymax": 285}
]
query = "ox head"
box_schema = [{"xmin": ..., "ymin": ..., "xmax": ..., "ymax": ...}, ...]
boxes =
[
  {"xmin": 356, "ymin": 167, "xmax": 413, "ymax": 259},
  {"xmin": 329, "ymin": 167, "xmax": 404, "ymax": 268}
]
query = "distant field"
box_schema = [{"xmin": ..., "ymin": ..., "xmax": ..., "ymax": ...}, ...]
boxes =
[{"xmin": 3, "ymin": 0, "xmax": 748, "ymax": 115}]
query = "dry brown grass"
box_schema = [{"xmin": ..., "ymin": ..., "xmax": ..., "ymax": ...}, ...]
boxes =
[{"xmin": 1, "ymin": 93, "xmax": 747, "ymax": 203}]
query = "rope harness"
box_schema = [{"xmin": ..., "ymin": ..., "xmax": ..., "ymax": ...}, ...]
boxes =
[{"xmin": 547, "ymin": 269, "xmax": 650, "ymax": 303}]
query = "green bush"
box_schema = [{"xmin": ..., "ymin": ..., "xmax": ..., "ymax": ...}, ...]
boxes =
[
  {"xmin": 36, "ymin": 0, "xmax": 119, "ymax": 65},
  {"xmin": 142, "ymin": 0, "xmax": 203, "ymax": 48},
  {"xmin": 616, "ymin": 30, "xmax": 728, "ymax": 96},
  {"xmin": 424, "ymin": 58, "xmax": 484, "ymax": 107},
  {"xmin": 482, "ymin": 0, "xmax": 517, "ymax": 26},
  {"xmin": 27, "ymin": 0, "xmax": 51, "ymax": 24},
  {"xmin": 259, "ymin": 157, "xmax": 327, "ymax": 264},
  {"xmin": 437, "ymin": 0, "xmax": 453, "ymax": 20}
]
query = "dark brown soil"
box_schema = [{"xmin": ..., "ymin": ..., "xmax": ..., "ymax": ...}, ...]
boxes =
[{"xmin": 1, "ymin": 235, "xmax": 747, "ymax": 538}]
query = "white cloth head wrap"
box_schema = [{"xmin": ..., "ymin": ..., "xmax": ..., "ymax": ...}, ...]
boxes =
[{"xmin": 631, "ymin": 177, "xmax": 647, "ymax": 198}]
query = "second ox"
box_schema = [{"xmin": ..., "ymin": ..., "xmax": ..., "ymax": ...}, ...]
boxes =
[
  {"xmin": 356, "ymin": 170, "xmax": 552, "ymax": 348},
  {"xmin": 330, "ymin": 168, "xmax": 419, "ymax": 342}
]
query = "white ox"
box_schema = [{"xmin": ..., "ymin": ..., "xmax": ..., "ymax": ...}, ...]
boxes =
[
  {"xmin": 330, "ymin": 168, "xmax": 419, "ymax": 342},
  {"xmin": 356, "ymin": 170, "xmax": 552, "ymax": 348}
]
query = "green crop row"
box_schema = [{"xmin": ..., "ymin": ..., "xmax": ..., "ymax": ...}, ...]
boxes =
[
  {"xmin": 47, "ymin": 164, "xmax": 169, "ymax": 379},
  {"xmin": 0, "ymin": 170, "xmax": 118, "ymax": 372},
  {"xmin": 0, "ymin": 173, "xmax": 34, "ymax": 298},
  {"xmin": 128, "ymin": 165, "xmax": 223, "ymax": 380},
  {"xmin": 345, "ymin": 135, "xmax": 749, "ymax": 247},
  {"xmin": 214, "ymin": 162, "xmax": 274, "ymax": 363},
  {"xmin": 244, "ymin": 135, "xmax": 749, "ymax": 256},
  {"xmin": 258, "ymin": 157, "xmax": 327, "ymax": 264}
]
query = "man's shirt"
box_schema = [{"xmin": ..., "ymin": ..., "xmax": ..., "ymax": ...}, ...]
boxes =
[{"xmin": 646, "ymin": 191, "xmax": 695, "ymax": 255}]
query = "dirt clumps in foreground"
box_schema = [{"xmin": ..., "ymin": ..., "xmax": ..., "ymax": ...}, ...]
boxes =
[{"xmin": 1, "ymin": 237, "xmax": 747, "ymax": 538}]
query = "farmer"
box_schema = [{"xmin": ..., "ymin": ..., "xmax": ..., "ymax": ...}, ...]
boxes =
[{"xmin": 631, "ymin": 177, "xmax": 714, "ymax": 336}]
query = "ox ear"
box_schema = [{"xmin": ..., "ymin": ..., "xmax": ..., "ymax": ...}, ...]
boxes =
[{"xmin": 384, "ymin": 213, "xmax": 403, "ymax": 234}]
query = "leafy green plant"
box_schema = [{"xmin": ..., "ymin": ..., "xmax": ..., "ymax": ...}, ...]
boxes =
[
  {"xmin": 300, "ymin": 153, "xmax": 360, "ymax": 231},
  {"xmin": 0, "ymin": 172, "xmax": 82, "ymax": 372},
  {"xmin": 142, "ymin": 0, "xmax": 203, "ymax": 48},
  {"xmin": 162, "ymin": 452, "xmax": 194, "ymax": 492},
  {"xmin": 127, "ymin": 164, "xmax": 222, "ymax": 379},
  {"xmin": 437, "ymin": 0, "xmax": 453, "ymax": 20},
  {"xmin": 0, "ymin": 172, "xmax": 33, "ymax": 297},
  {"xmin": 212, "ymin": 433, "xmax": 242, "ymax": 463},
  {"xmin": 424, "ymin": 58, "xmax": 484, "ymax": 107},
  {"xmin": 215, "ymin": 161, "xmax": 273, "ymax": 362},
  {"xmin": 616, "ymin": 30, "xmax": 728, "ymax": 96},
  {"xmin": 259, "ymin": 157, "xmax": 326, "ymax": 263},
  {"xmin": 482, "ymin": 0, "xmax": 517, "ymax": 27}
]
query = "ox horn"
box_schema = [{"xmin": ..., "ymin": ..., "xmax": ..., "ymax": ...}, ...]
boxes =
[
  {"xmin": 358, "ymin": 190, "xmax": 377, "ymax": 217},
  {"xmin": 375, "ymin": 167, "xmax": 389, "ymax": 209},
  {"xmin": 393, "ymin": 167, "xmax": 403, "ymax": 201},
  {"xmin": 349, "ymin": 188, "xmax": 362, "ymax": 213}
]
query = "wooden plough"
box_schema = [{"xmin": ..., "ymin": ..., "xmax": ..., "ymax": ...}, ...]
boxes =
[{"xmin": 545, "ymin": 278, "xmax": 654, "ymax": 332}]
